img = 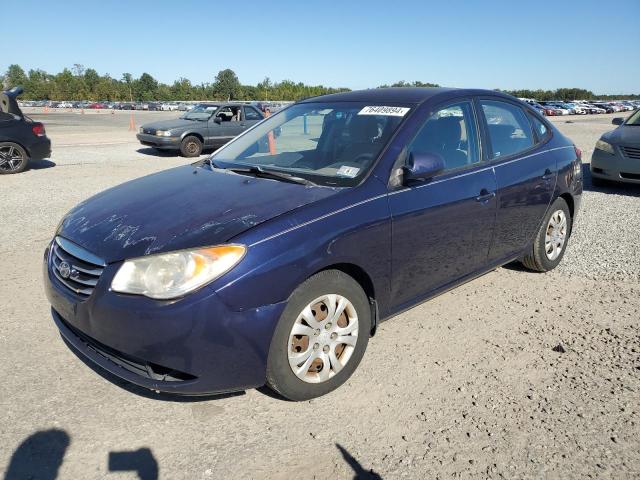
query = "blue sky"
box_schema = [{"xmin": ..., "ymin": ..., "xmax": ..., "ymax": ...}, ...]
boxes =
[{"xmin": 6, "ymin": 0, "xmax": 639, "ymax": 93}]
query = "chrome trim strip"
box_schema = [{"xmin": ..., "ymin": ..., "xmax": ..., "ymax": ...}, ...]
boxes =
[
  {"xmin": 248, "ymin": 146, "xmax": 574, "ymax": 248},
  {"xmin": 55, "ymin": 236, "xmax": 106, "ymax": 267}
]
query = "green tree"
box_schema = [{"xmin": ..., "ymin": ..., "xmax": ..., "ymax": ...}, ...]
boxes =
[
  {"xmin": 213, "ymin": 69, "xmax": 241, "ymax": 100},
  {"xmin": 4, "ymin": 64, "xmax": 27, "ymax": 89}
]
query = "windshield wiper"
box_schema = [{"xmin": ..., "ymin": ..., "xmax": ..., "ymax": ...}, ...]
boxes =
[{"xmin": 227, "ymin": 166, "xmax": 315, "ymax": 186}]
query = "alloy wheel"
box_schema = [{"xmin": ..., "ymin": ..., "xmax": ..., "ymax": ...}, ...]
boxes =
[{"xmin": 0, "ymin": 145, "xmax": 25, "ymax": 173}]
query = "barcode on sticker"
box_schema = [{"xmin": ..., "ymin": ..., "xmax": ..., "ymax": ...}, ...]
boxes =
[{"xmin": 358, "ymin": 106, "xmax": 410, "ymax": 116}]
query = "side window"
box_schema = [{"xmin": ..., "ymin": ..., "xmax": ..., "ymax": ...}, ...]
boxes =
[
  {"xmin": 408, "ymin": 101, "xmax": 480, "ymax": 171},
  {"xmin": 528, "ymin": 113, "xmax": 549, "ymax": 142},
  {"xmin": 480, "ymin": 100, "xmax": 534, "ymax": 158},
  {"xmin": 244, "ymin": 106, "xmax": 262, "ymax": 121},
  {"xmin": 216, "ymin": 106, "xmax": 241, "ymax": 122}
]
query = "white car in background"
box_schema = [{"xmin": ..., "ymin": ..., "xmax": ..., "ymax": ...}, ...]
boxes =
[{"xmin": 160, "ymin": 102, "xmax": 179, "ymax": 111}]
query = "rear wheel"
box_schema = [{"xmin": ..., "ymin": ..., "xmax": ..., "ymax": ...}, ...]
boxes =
[
  {"xmin": 0, "ymin": 142, "xmax": 28, "ymax": 174},
  {"xmin": 180, "ymin": 135, "xmax": 203, "ymax": 157},
  {"xmin": 266, "ymin": 270, "xmax": 371, "ymax": 401},
  {"xmin": 522, "ymin": 197, "xmax": 571, "ymax": 272}
]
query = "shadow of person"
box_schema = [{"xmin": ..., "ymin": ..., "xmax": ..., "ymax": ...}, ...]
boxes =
[
  {"xmin": 336, "ymin": 443, "xmax": 383, "ymax": 479},
  {"xmin": 4, "ymin": 429, "xmax": 70, "ymax": 480},
  {"xmin": 109, "ymin": 448, "xmax": 158, "ymax": 480}
]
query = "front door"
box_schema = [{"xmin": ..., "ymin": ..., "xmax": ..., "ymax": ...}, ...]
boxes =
[
  {"xmin": 389, "ymin": 100, "xmax": 497, "ymax": 309},
  {"xmin": 209, "ymin": 105, "xmax": 245, "ymax": 146}
]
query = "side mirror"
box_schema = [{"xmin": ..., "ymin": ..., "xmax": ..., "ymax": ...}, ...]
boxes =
[
  {"xmin": 612, "ymin": 117, "xmax": 625, "ymax": 126},
  {"xmin": 214, "ymin": 116, "xmax": 223, "ymax": 124},
  {"xmin": 403, "ymin": 152, "xmax": 445, "ymax": 184}
]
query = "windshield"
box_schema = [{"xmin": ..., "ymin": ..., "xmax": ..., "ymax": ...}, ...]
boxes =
[
  {"xmin": 181, "ymin": 104, "xmax": 219, "ymax": 121},
  {"xmin": 625, "ymin": 109, "xmax": 640, "ymax": 125},
  {"xmin": 210, "ymin": 102, "xmax": 410, "ymax": 186}
]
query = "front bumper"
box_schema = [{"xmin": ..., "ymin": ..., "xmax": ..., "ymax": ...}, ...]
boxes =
[
  {"xmin": 591, "ymin": 147, "xmax": 640, "ymax": 184},
  {"xmin": 43, "ymin": 244, "xmax": 286, "ymax": 395},
  {"xmin": 136, "ymin": 133, "xmax": 181, "ymax": 150}
]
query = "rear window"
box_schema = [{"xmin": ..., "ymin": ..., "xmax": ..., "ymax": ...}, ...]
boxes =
[
  {"xmin": 528, "ymin": 114, "xmax": 550, "ymax": 142},
  {"xmin": 481, "ymin": 100, "xmax": 534, "ymax": 158}
]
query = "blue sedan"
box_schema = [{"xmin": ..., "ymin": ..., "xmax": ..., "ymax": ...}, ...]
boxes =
[{"xmin": 44, "ymin": 88, "xmax": 583, "ymax": 400}]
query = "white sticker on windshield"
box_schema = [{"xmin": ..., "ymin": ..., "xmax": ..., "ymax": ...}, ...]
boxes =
[
  {"xmin": 358, "ymin": 106, "xmax": 410, "ymax": 116},
  {"xmin": 337, "ymin": 166, "xmax": 360, "ymax": 178}
]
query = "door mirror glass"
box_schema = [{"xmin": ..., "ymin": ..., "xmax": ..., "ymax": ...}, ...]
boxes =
[
  {"xmin": 214, "ymin": 116, "xmax": 223, "ymax": 124},
  {"xmin": 612, "ymin": 117, "xmax": 625, "ymax": 126},
  {"xmin": 403, "ymin": 152, "xmax": 445, "ymax": 183}
]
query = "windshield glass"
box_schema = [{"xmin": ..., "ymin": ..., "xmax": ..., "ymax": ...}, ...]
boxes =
[
  {"xmin": 182, "ymin": 104, "xmax": 219, "ymax": 120},
  {"xmin": 210, "ymin": 102, "xmax": 410, "ymax": 186},
  {"xmin": 625, "ymin": 109, "xmax": 640, "ymax": 125}
]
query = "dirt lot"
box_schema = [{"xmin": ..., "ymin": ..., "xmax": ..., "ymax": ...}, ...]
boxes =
[{"xmin": 1, "ymin": 110, "xmax": 639, "ymax": 479}]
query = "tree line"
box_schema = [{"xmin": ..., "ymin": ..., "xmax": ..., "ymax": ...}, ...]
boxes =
[
  {"xmin": 0, "ymin": 64, "xmax": 350, "ymax": 102},
  {"xmin": 1, "ymin": 64, "xmax": 637, "ymax": 101}
]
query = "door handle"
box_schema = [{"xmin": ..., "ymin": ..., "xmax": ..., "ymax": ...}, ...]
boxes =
[
  {"xmin": 475, "ymin": 189, "xmax": 496, "ymax": 203},
  {"xmin": 542, "ymin": 168, "xmax": 554, "ymax": 180}
]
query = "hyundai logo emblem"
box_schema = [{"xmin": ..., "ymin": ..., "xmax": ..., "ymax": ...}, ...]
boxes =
[{"xmin": 58, "ymin": 261, "xmax": 71, "ymax": 279}]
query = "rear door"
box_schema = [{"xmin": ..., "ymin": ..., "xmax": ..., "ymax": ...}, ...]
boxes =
[
  {"xmin": 389, "ymin": 99, "xmax": 497, "ymax": 308},
  {"xmin": 478, "ymin": 98, "xmax": 557, "ymax": 263}
]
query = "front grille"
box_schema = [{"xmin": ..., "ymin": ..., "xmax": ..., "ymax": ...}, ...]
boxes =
[
  {"xmin": 143, "ymin": 127, "xmax": 156, "ymax": 135},
  {"xmin": 621, "ymin": 146, "xmax": 640, "ymax": 159},
  {"xmin": 51, "ymin": 236, "xmax": 105, "ymax": 298}
]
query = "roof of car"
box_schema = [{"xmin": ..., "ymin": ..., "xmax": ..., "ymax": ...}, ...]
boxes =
[{"xmin": 299, "ymin": 87, "xmax": 519, "ymax": 105}]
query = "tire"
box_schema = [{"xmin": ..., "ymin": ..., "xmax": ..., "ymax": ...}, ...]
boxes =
[
  {"xmin": 266, "ymin": 270, "xmax": 371, "ymax": 401},
  {"xmin": 0, "ymin": 142, "xmax": 28, "ymax": 174},
  {"xmin": 522, "ymin": 197, "xmax": 572, "ymax": 272},
  {"xmin": 180, "ymin": 135, "xmax": 203, "ymax": 157}
]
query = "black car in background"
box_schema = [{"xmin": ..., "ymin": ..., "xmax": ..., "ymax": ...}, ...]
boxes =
[
  {"xmin": 136, "ymin": 102, "xmax": 265, "ymax": 157},
  {"xmin": 0, "ymin": 87, "xmax": 51, "ymax": 174}
]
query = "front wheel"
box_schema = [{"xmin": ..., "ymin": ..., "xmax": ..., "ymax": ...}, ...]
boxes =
[
  {"xmin": 180, "ymin": 135, "xmax": 203, "ymax": 157},
  {"xmin": 0, "ymin": 142, "xmax": 28, "ymax": 174},
  {"xmin": 522, "ymin": 197, "xmax": 572, "ymax": 272},
  {"xmin": 266, "ymin": 270, "xmax": 371, "ymax": 401}
]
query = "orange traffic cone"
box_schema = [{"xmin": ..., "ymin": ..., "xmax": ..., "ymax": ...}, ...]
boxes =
[
  {"xmin": 81, "ymin": 108, "xmax": 85, "ymax": 114},
  {"xmin": 44, "ymin": 105, "xmax": 49, "ymax": 114},
  {"xmin": 265, "ymin": 109, "xmax": 276, "ymax": 154},
  {"xmin": 128, "ymin": 112, "xmax": 136, "ymax": 131}
]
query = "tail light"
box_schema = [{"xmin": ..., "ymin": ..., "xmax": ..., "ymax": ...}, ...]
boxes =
[{"xmin": 32, "ymin": 123, "xmax": 46, "ymax": 137}]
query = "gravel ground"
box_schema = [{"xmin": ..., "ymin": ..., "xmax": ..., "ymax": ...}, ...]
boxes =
[{"xmin": 0, "ymin": 111, "xmax": 638, "ymax": 479}]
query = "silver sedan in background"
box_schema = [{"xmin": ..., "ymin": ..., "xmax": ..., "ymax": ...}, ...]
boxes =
[{"xmin": 591, "ymin": 109, "xmax": 640, "ymax": 186}]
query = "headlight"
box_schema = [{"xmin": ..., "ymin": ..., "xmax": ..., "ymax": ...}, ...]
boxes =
[
  {"xmin": 155, "ymin": 130, "xmax": 172, "ymax": 137},
  {"xmin": 595, "ymin": 139, "xmax": 615, "ymax": 155},
  {"xmin": 111, "ymin": 245, "xmax": 246, "ymax": 299}
]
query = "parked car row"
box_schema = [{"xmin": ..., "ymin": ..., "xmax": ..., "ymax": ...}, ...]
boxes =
[
  {"xmin": 520, "ymin": 98, "xmax": 639, "ymax": 116},
  {"xmin": 18, "ymin": 99, "xmax": 294, "ymax": 114}
]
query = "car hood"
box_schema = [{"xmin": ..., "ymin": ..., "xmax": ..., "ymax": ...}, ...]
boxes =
[
  {"xmin": 141, "ymin": 118, "xmax": 205, "ymax": 131},
  {"xmin": 603, "ymin": 126, "xmax": 640, "ymax": 145},
  {"xmin": 57, "ymin": 165, "xmax": 338, "ymax": 263}
]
